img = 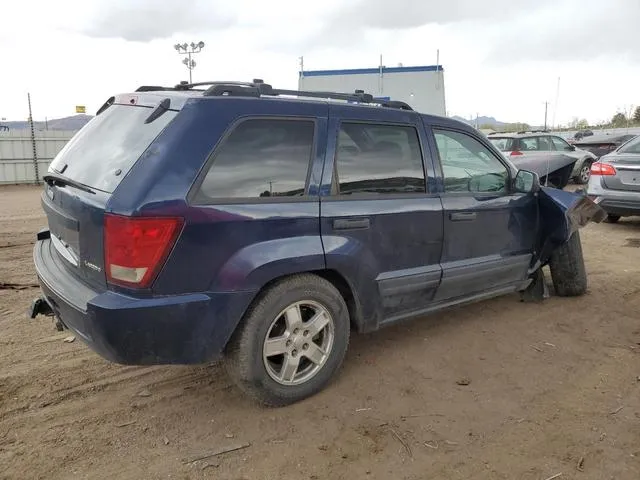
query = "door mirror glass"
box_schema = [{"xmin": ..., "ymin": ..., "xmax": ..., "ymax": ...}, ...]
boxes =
[{"xmin": 515, "ymin": 170, "xmax": 540, "ymax": 193}]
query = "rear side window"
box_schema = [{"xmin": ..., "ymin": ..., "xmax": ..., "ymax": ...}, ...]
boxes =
[
  {"xmin": 488, "ymin": 137, "xmax": 516, "ymax": 151},
  {"xmin": 519, "ymin": 137, "xmax": 538, "ymax": 151},
  {"xmin": 196, "ymin": 119, "xmax": 314, "ymax": 200},
  {"xmin": 618, "ymin": 136, "xmax": 640, "ymax": 153},
  {"xmin": 334, "ymin": 123, "xmax": 426, "ymax": 195},
  {"xmin": 49, "ymin": 104, "xmax": 177, "ymax": 193}
]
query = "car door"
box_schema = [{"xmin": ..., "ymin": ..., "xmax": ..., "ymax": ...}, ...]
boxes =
[
  {"xmin": 320, "ymin": 105, "xmax": 444, "ymax": 328},
  {"xmin": 429, "ymin": 126, "xmax": 538, "ymax": 302}
]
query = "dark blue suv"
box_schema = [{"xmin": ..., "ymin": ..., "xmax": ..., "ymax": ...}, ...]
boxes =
[{"xmin": 30, "ymin": 80, "xmax": 603, "ymax": 405}]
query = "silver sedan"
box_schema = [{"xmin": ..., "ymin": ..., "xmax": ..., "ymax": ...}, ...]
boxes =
[{"xmin": 587, "ymin": 135, "xmax": 640, "ymax": 223}]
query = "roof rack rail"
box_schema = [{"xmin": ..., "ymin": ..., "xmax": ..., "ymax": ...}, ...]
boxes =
[
  {"xmin": 516, "ymin": 129, "xmax": 549, "ymax": 134},
  {"xmin": 200, "ymin": 79, "xmax": 412, "ymax": 110},
  {"xmin": 138, "ymin": 79, "xmax": 415, "ymax": 111},
  {"xmin": 135, "ymin": 85, "xmax": 176, "ymax": 92}
]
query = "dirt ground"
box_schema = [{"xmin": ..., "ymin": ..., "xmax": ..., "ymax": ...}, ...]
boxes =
[{"xmin": 0, "ymin": 185, "xmax": 639, "ymax": 480}]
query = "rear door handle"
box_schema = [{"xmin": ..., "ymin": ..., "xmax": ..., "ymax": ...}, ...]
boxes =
[
  {"xmin": 333, "ymin": 218, "xmax": 370, "ymax": 230},
  {"xmin": 450, "ymin": 212, "xmax": 477, "ymax": 222}
]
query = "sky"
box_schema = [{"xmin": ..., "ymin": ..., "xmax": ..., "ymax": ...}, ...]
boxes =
[{"xmin": 1, "ymin": 0, "xmax": 638, "ymax": 125}]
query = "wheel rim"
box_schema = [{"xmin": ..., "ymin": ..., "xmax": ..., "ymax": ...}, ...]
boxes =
[
  {"xmin": 580, "ymin": 165, "xmax": 590, "ymax": 183},
  {"xmin": 262, "ymin": 300, "xmax": 335, "ymax": 386}
]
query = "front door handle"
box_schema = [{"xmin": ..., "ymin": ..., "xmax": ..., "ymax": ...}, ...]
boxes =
[
  {"xmin": 333, "ymin": 218, "xmax": 370, "ymax": 230},
  {"xmin": 450, "ymin": 212, "xmax": 477, "ymax": 222}
]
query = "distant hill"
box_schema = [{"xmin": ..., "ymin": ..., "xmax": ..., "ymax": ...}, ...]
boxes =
[
  {"xmin": 451, "ymin": 115, "xmax": 507, "ymax": 128},
  {"xmin": 0, "ymin": 114, "xmax": 93, "ymax": 131}
]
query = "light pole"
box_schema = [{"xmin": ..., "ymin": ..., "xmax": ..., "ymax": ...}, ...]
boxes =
[{"xmin": 174, "ymin": 41, "xmax": 205, "ymax": 84}]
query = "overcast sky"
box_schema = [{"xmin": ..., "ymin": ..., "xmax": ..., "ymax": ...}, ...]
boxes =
[{"xmin": 1, "ymin": 0, "xmax": 638, "ymax": 125}]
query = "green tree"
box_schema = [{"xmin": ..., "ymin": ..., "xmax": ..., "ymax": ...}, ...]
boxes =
[
  {"xmin": 611, "ymin": 112, "xmax": 627, "ymax": 127},
  {"xmin": 633, "ymin": 106, "xmax": 640, "ymax": 125},
  {"xmin": 576, "ymin": 119, "xmax": 589, "ymax": 129}
]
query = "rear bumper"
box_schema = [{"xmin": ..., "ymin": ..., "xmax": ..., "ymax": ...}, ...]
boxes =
[
  {"xmin": 587, "ymin": 178, "xmax": 640, "ymax": 217},
  {"xmin": 33, "ymin": 237, "xmax": 256, "ymax": 365}
]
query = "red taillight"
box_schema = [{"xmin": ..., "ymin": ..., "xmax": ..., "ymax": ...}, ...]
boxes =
[
  {"xmin": 104, "ymin": 214, "xmax": 183, "ymax": 288},
  {"xmin": 590, "ymin": 162, "xmax": 616, "ymax": 176},
  {"xmin": 509, "ymin": 151, "xmax": 523, "ymax": 156}
]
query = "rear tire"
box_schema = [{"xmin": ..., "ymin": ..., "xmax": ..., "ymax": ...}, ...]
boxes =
[
  {"xmin": 605, "ymin": 214, "xmax": 621, "ymax": 224},
  {"xmin": 548, "ymin": 231, "xmax": 587, "ymax": 297},
  {"xmin": 224, "ymin": 274, "xmax": 350, "ymax": 407}
]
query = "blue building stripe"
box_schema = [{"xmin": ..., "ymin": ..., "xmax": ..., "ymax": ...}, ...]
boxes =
[{"xmin": 299, "ymin": 65, "xmax": 443, "ymax": 77}]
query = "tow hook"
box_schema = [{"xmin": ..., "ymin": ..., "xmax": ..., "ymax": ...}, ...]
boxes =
[
  {"xmin": 28, "ymin": 297, "xmax": 65, "ymax": 331},
  {"xmin": 28, "ymin": 297, "xmax": 53, "ymax": 319}
]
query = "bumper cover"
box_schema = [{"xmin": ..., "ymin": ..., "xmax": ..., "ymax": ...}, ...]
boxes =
[{"xmin": 33, "ymin": 237, "xmax": 256, "ymax": 365}]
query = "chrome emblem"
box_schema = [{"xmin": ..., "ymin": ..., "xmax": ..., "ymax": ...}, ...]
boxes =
[{"xmin": 84, "ymin": 261, "xmax": 102, "ymax": 272}]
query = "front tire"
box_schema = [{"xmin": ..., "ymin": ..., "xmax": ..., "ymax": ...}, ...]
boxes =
[
  {"xmin": 224, "ymin": 274, "xmax": 350, "ymax": 406},
  {"xmin": 573, "ymin": 162, "xmax": 592, "ymax": 185},
  {"xmin": 548, "ymin": 231, "xmax": 587, "ymax": 297}
]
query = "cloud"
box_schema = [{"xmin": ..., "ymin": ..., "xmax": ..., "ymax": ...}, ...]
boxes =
[
  {"xmin": 323, "ymin": 0, "xmax": 553, "ymax": 30},
  {"xmin": 78, "ymin": 0, "xmax": 235, "ymax": 42},
  {"xmin": 484, "ymin": 0, "xmax": 640, "ymax": 63}
]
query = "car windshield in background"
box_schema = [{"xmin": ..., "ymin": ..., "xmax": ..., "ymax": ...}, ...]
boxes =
[
  {"xmin": 488, "ymin": 137, "xmax": 516, "ymax": 151},
  {"xmin": 49, "ymin": 104, "xmax": 177, "ymax": 193},
  {"xmin": 618, "ymin": 136, "xmax": 640, "ymax": 154}
]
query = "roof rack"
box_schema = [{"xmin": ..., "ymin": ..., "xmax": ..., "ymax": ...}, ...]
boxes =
[
  {"xmin": 134, "ymin": 79, "xmax": 413, "ymax": 111},
  {"xmin": 487, "ymin": 130, "xmax": 549, "ymax": 135}
]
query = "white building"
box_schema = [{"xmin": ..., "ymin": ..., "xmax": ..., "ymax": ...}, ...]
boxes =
[{"xmin": 298, "ymin": 65, "xmax": 446, "ymax": 116}]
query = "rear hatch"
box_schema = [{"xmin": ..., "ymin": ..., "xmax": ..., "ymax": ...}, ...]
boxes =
[
  {"xmin": 600, "ymin": 136, "xmax": 640, "ymax": 192},
  {"xmin": 42, "ymin": 95, "xmax": 179, "ymax": 290}
]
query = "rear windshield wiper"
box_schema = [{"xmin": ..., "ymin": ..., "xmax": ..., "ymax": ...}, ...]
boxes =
[{"xmin": 43, "ymin": 173, "xmax": 96, "ymax": 195}]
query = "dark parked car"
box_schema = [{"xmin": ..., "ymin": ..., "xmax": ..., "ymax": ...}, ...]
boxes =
[
  {"xmin": 29, "ymin": 80, "xmax": 604, "ymax": 405},
  {"xmin": 573, "ymin": 129, "xmax": 593, "ymax": 141},
  {"xmin": 587, "ymin": 134, "xmax": 640, "ymax": 223},
  {"xmin": 573, "ymin": 133, "xmax": 638, "ymax": 159}
]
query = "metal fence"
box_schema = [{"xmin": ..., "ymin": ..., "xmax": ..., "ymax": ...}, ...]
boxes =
[{"xmin": 0, "ymin": 130, "xmax": 77, "ymax": 184}]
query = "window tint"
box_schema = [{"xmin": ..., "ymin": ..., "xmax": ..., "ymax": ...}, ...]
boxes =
[
  {"xmin": 618, "ymin": 135, "xmax": 640, "ymax": 155},
  {"xmin": 434, "ymin": 129, "xmax": 509, "ymax": 193},
  {"xmin": 49, "ymin": 104, "xmax": 177, "ymax": 193},
  {"xmin": 197, "ymin": 119, "xmax": 314, "ymax": 199},
  {"xmin": 550, "ymin": 136, "xmax": 570, "ymax": 151},
  {"xmin": 537, "ymin": 137, "xmax": 552, "ymax": 151},
  {"xmin": 520, "ymin": 138, "xmax": 538, "ymax": 151},
  {"xmin": 334, "ymin": 123, "xmax": 425, "ymax": 195},
  {"xmin": 488, "ymin": 137, "xmax": 516, "ymax": 152}
]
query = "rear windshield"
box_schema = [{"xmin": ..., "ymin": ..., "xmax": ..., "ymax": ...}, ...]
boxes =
[
  {"xmin": 49, "ymin": 104, "xmax": 177, "ymax": 193},
  {"xmin": 618, "ymin": 135, "xmax": 640, "ymax": 154},
  {"xmin": 488, "ymin": 137, "xmax": 516, "ymax": 151}
]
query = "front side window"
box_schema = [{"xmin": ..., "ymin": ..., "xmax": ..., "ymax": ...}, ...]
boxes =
[
  {"xmin": 334, "ymin": 123, "xmax": 426, "ymax": 195},
  {"xmin": 434, "ymin": 129, "xmax": 509, "ymax": 193},
  {"xmin": 550, "ymin": 136, "xmax": 571, "ymax": 151},
  {"xmin": 197, "ymin": 119, "xmax": 314, "ymax": 200}
]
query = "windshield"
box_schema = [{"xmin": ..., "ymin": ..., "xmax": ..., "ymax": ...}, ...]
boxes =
[
  {"xmin": 618, "ymin": 135, "xmax": 640, "ymax": 154},
  {"xmin": 488, "ymin": 137, "xmax": 516, "ymax": 151},
  {"xmin": 49, "ymin": 104, "xmax": 177, "ymax": 193}
]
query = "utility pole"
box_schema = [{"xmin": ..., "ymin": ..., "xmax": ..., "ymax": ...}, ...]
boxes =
[
  {"xmin": 543, "ymin": 101, "xmax": 549, "ymax": 131},
  {"xmin": 27, "ymin": 93, "xmax": 39, "ymax": 184},
  {"xmin": 174, "ymin": 41, "xmax": 205, "ymax": 84}
]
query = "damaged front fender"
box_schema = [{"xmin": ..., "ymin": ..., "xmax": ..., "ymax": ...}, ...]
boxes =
[{"xmin": 534, "ymin": 187, "xmax": 606, "ymax": 267}]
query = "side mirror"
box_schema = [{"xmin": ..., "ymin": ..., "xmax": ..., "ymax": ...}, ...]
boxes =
[
  {"xmin": 514, "ymin": 170, "xmax": 540, "ymax": 193},
  {"xmin": 565, "ymin": 145, "xmax": 576, "ymax": 151}
]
